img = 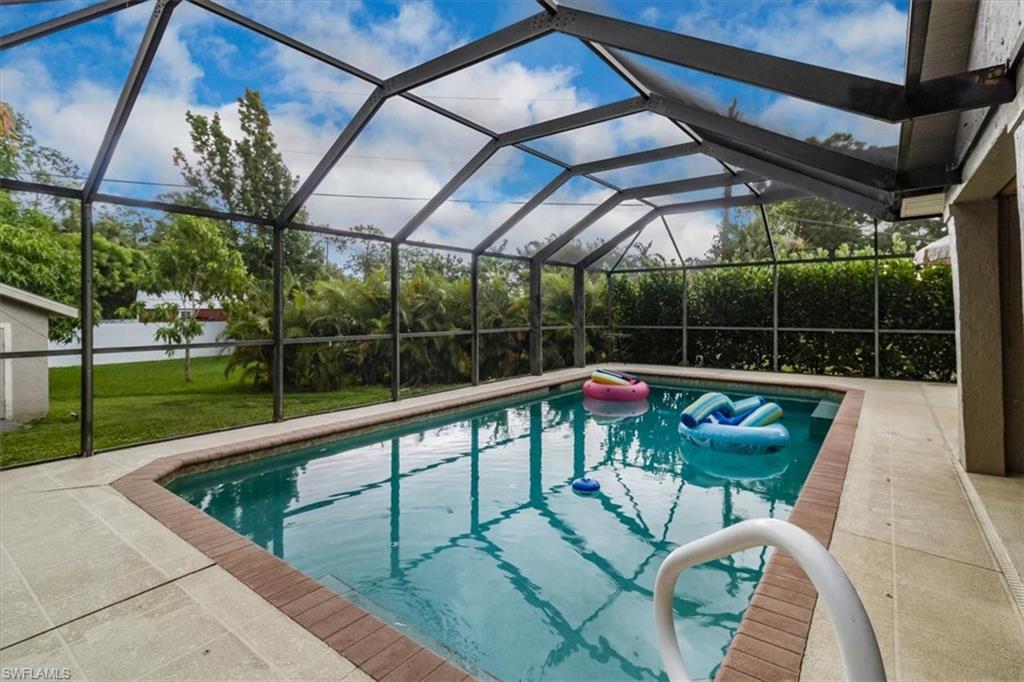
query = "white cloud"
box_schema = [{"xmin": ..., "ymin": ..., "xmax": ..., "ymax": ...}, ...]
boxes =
[
  {"xmin": 670, "ymin": 1, "xmax": 906, "ymax": 83},
  {"xmin": 757, "ymin": 97, "xmax": 897, "ymax": 148},
  {"xmin": 6, "ymin": 0, "xmax": 870, "ymax": 253},
  {"xmin": 664, "ymin": 210, "xmax": 721, "ymax": 261}
]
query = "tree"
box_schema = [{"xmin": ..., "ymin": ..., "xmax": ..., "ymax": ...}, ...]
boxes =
[
  {"xmin": 1, "ymin": 193, "xmax": 152, "ymax": 342},
  {"xmin": 145, "ymin": 215, "xmax": 251, "ymax": 382},
  {"xmin": 765, "ymin": 197, "xmax": 872, "ymax": 259},
  {"xmin": 0, "ymin": 103, "xmax": 80, "ymax": 222},
  {"xmin": 169, "ymin": 89, "xmax": 324, "ymax": 282},
  {"xmin": 339, "ymin": 225, "xmax": 390, "ymax": 281},
  {"xmin": 698, "ymin": 132, "xmax": 899, "ymax": 260},
  {"xmin": 707, "ymin": 207, "xmax": 767, "ymax": 263}
]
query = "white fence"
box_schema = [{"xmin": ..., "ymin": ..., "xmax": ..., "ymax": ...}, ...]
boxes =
[{"xmin": 48, "ymin": 320, "xmax": 229, "ymax": 367}]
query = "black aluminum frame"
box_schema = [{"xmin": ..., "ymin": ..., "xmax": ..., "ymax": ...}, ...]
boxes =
[{"xmin": 0, "ymin": 0, "xmax": 990, "ymax": 458}]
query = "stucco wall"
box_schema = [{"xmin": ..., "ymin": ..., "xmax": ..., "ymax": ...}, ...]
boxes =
[
  {"xmin": 0, "ymin": 298, "xmax": 51, "ymax": 421},
  {"xmin": 954, "ymin": 0, "xmax": 1024, "ymax": 162},
  {"xmin": 949, "ymin": 201, "xmax": 1006, "ymax": 475}
]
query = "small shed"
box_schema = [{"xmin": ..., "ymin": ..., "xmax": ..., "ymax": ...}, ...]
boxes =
[{"xmin": 0, "ymin": 284, "xmax": 77, "ymax": 422}]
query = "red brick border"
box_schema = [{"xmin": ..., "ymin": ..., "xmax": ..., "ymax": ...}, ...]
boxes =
[
  {"xmin": 111, "ymin": 370, "xmax": 862, "ymax": 682},
  {"xmin": 111, "ymin": 470, "xmax": 473, "ymax": 682},
  {"xmin": 716, "ymin": 388, "xmax": 863, "ymax": 682}
]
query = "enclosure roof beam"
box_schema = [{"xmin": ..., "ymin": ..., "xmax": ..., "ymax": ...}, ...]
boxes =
[
  {"xmin": 586, "ymin": 41, "xmax": 654, "ymax": 97},
  {"xmin": 620, "ymin": 170, "xmax": 762, "ymax": 200},
  {"xmin": 554, "ymin": 6, "xmax": 1014, "ymax": 121},
  {"xmin": 188, "ymin": 0, "xmax": 382, "ymax": 84},
  {"xmin": 658, "ymin": 189, "xmax": 805, "ymax": 217},
  {"xmin": 470, "ymin": 144, "xmax": 749, "ymax": 259},
  {"xmin": 572, "ymin": 143, "xmax": 701, "ymax": 175},
  {"xmin": 896, "ymin": 0, "xmax": 932, "ymax": 174},
  {"xmin": 82, "ymin": 0, "xmax": 182, "ymax": 202},
  {"xmin": 573, "ymin": 39, "xmax": 769, "ymax": 205},
  {"xmin": 191, "ymin": 1, "xmax": 616, "ymax": 224},
  {"xmin": 533, "ymin": 169, "xmax": 761, "ymax": 264},
  {"xmin": 689, "ymin": 130, "xmax": 897, "ymax": 218},
  {"xmin": 393, "ymin": 140, "xmax": 500, "ymax": 243},
  {"xmin": 577, "ymin": 210, "xmax": 661, "ymax": 269},
  {"xmin": 272, "ymin": 11, "xmax": 570, "ymax": 227},
  {"xmin": 578, "ymin": 188, "xmax": 803, "ymax": 269},
  {"xmin": 648, "ymin": 95, "xmax": 900, "ymax": 192},
  {"xmin": 0, "ymin": 0, "xmax": 150, "ymax": 50},
  {"xmin": 497, "ymin": 97, "xmax": 648, "ymax": 146},
  {"xmin": 382, "ymin": 12, "xmax": 556, "ymax": 95},
  {"xmin": 190, "ymin": 0, "xmax": 644, "ymax": 204},
  {"xmin": 186, "ymin": 0, "xmax": 693, "ymax": 207},
  {"xmin": 472, "ymin": 170, "xmax": 572, "ymax": 256},
  {"xmin": 275, "ymin": 88, "xmax": 385, "ymax": 226},
  {"xmin": 394, "ymin": 98, "xmax": 645, "ymax": 244},
  {"xmin": 603, "ymin": 48, "xmax": 910, "ymax": 201},
  {"xmin": 532, "ymin": 194, "xmax": 626, "ymax": 262}
]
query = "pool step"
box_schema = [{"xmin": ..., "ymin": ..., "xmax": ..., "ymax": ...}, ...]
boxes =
[{"xmin": 810, "ymin": 400, "xmax": 840, "ymax": 436}]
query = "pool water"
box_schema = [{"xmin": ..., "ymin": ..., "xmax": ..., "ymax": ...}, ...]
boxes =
[{"xmin": 169, "ymin": 384, "xmax": 832, "ymax": 680}]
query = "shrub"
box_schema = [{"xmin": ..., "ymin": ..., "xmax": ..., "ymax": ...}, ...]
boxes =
[{"xmin": 608, "ymin": 258, "xmax": 955, "ymax": 381}]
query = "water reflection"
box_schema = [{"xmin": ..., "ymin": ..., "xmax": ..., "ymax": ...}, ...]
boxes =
[
  {"xmin": 583, "ymin": 396, "xmax": 651, "ymax": 424},
  {"xmin": 171, "ymin": 387, "xmax": 825, "ymax": 681}
]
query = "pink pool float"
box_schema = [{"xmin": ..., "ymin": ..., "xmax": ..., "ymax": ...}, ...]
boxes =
[{"xmin": 582, "ymin": 369, "xmax": 651, "ymax": 402}]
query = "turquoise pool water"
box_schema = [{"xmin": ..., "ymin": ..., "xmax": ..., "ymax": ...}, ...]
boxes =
[{"xmin": 169, "ymin": 384, "xmax": 832, "ymax": 680}]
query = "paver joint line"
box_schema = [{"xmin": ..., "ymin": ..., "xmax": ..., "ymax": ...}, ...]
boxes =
[{"xmin": 0, "ymin": 563, "xmax": 216, "ymax": 653}]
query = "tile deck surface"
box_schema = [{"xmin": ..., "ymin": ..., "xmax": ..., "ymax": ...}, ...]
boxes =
[{"xmin": 1, "ymin": 366, "xmax": 1021, "ymax": 681}]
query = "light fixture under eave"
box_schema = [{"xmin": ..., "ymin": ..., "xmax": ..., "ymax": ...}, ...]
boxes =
[{"xmin": 900, "ymin": 193, "xmax": 945, "ymax": 218}]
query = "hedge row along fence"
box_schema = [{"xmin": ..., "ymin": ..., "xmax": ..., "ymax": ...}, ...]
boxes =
[
  {"xmin": 598, "ymin": 258, "xmax": 955, "ymax": 382},
  {"xmin": 233, "ymin": 256, "xmax": 954, "ymax": 391}
]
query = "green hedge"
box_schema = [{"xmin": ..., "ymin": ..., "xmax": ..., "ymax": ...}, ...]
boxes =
[
  {"xmin": 609, "ymin": 259, "xmax": 955, "ymax": 382},
  {"xmin": 224, "ymin": 256, "xmax": 954, "ymax": 390}
]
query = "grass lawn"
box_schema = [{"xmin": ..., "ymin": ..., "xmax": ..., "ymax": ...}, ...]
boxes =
[{"xmin": 0, "ymin": 355, "xmax": 414, "ymax": 467}]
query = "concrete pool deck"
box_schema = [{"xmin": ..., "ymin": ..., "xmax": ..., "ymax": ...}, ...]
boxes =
[{"xmin": 1, "ymin": 366, "xmax": 1021, "ymax": 680}]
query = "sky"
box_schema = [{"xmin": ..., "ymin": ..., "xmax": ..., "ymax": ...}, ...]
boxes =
[{"xmin": 0, "ymin": 0, "xmax": 910, "ymax": 263}]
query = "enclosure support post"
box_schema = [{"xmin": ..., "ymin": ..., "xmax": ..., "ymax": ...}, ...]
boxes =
[
  {"xmin": 80, "ymin": 202, "xmax": 94, "ymax": 457},
  {"xmin": 391, "ymin": 242, "xmax": 401, "ymax": 399},
  {"xmin": 602, "ymin": 268, "xmax": 610, "ymax": 358},
  {"xmin": 272, "ymin": 225, "xmax": 284, "ymax": 421},
  {"xmin": 471, "ymin": 254, "xmax": 480, "ymax": 385},
  {"xmin": 573, "ymin": 267, "xmax": 585, "ymax": 368},
  {"xmin": 529, "ymin": 260, "xmax": 543, "ymax": 375},
  {"xmin": 681, "ymin": 268, "xmax": 688, "ymax": 367},
  {"xmin": 772, "ymin": 263, "xmax": 780, "ymax": 372},
  {"xmin": 873, "ymin": 220, "xmax": 881, "ymax": 379}
]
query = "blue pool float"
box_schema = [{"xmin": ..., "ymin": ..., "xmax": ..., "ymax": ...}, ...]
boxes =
[
  {"xmin": 572, "ymin": 477, "xmax": 601, "ymax": 494},
  {"xmin": 679, "ymin": 392, "xmax": 790, "ymax": 454}
]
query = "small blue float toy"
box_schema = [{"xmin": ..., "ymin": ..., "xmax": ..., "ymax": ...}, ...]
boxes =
[
  {"xmin": 572, "ymin": 477, "xmax": 601, "ymax": 494},
  {"xmin": 679, "ymin": 392, "xmax": 790, "ymax": 454}
]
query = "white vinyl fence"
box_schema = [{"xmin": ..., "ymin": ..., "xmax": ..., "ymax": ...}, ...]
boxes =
[{"xmin": 48, "ymin": 320, "xmax": 229, "ymax": 367}]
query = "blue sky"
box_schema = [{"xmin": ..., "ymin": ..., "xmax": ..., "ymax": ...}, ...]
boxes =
[{"xmin": 1, "ymin": 0, "xmax": 909, "ymax": 256}]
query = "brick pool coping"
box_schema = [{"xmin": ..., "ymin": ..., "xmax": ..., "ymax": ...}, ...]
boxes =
[{"xmin": 111, "ymin": 368, "xmax": 862, "ymax": 682}]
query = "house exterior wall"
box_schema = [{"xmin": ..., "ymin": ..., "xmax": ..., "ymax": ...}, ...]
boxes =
[
  {"xmin": 0, "ymin": 298, "xmax": 51, "ymax": 421},
  {"xmin": 998, "ymin": 192, "xmax": 1024, "ymax": 473},
  {"xmin": 954, "ymin": 0, "xmax": 1024, "ymax": 163},
  {"xmin": 948, "ymin": 202, "xmax": 1006, "ymax": 475},
  {"xmin": 945, "ymin": 0, "xmax": 1024, "ymax": 474}
]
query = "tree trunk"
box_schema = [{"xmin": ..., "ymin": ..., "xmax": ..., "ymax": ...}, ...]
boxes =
[{"xmin": 184, "ymin": 346, "xmax": 192, "ymax": 383}]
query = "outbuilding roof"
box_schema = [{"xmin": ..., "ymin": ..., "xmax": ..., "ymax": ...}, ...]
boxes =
[{"xmin": 0, "ymin": 283, "xmax": 78, "ymax": 318}]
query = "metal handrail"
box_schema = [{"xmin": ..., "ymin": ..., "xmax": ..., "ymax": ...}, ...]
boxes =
[{"xmin": 654, "ymin": 518, "xmax": 885, "ymax": 682}]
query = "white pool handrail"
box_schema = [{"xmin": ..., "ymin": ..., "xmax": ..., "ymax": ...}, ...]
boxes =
[{"xmin": 654, "ymin": 518, "xmax": 885, "ymax": 682}]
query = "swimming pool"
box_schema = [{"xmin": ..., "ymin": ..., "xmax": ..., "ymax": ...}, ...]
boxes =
[{"xmin": 169, "ymin": 383, "xmax": 833, "ymax": 680}]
